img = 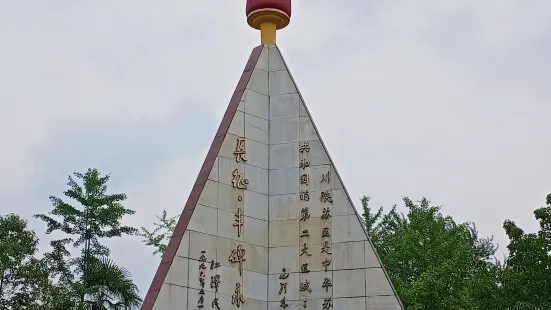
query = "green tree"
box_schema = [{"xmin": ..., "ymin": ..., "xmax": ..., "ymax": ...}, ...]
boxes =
[
  {"xmin": 362, "ymin": 196, "xmax": 501, "ymax": 310},
  {"xmin": 0, "ymin": 213, "xmax": 51, "ymax": 309},
  {"xmin": 35, "ymin": 168, "xmax": 141, "ymax": 309},
  {"xmin": 138, "ymin": 210, "xmax": 177, "ymax": 256},
  {"xmin": 500, "ymin": 193, "xmax": 551, "ymax": 310}
]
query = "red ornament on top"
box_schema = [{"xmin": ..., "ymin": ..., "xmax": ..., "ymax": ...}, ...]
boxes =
[{"xmin": 246, "ymin": 0, "xmax": 292, "ymax": 19}]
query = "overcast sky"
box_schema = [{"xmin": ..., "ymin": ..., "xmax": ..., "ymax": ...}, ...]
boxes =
[{"xmin": 1, "ymin": 0, "xmax": 550, "ymax": 296}]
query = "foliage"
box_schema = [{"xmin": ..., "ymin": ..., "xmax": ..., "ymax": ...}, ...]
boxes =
[
  {"xmin": 500, "ymin": 194, "xmax": 551, "ymax": 310},
  {"xmin": 34, "ymin": 168, "xmax": 141, "ymax": 309},
  {"xmin": 362, "ymin": 196, "xmax": 502, "ymax": 310},
  {"xmin": 138, "ymin": 210, "xmax": 177, "ymax": 256},
  {"xmin": 0, "ymin": 214, "xmax": 51, "ymax": 309}
]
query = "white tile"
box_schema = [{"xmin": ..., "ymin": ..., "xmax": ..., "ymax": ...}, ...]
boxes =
[
  {"xmin": 269, "ymin": 168, "xmax": 299, "ymax": 195},
  {"xmin": 245, "ymin": 298, "xmax": 268, "ymax": 310},
  {"xmin": 301, "ymin": 140, "xmax": 329, "ymax": 167},
  {"xmin": 332, "ymin": 242, "xmax": 365, "ymax": 270},
  {"xmin": 333, "ymin": 269, "xmax": 366, "ymax": 298},
  {"xmin": 218, "ymin": 209, "xmax": 243, "ymax": 242},
  {"xmin": 152, "ymin": 284, "xmax": 169, "ymax": 310},
  {"xmin": 269, "ymin": 246, "xmax": 300, "ymax": 274},
  {"xmin": 268, "ymin": 273, "xmax": 299, "ymax": 301},
  {"xmin": 243, "ymin": 242, "xmax": 269, "ymax": 274},
  {"xmin": 245, "ymin": 113, "xmax": 269, "ymax": 144},
  {"xmin": 165, "ymin": 256, "xmax": 189, "ymax": 287},
  {"xmin": 197, "ymin": 180, "xmax": 218, "ymax": 209},
  {"xmin": 217, "ymin": 265, "xmax": 242, "ymax": 296},
  {"xmin": 247, "ymin": 68, "xmax": 269, "ymax": 95},
  {"xmin": 218, "ymin": 157, "xmax": 245, "ymax": 187},
  {"xmin": 189, "ymin": 231, "xmax": 217, "ymax": 261},
  {"xmin": 366, "ymin": 268, "xmax": 394, "ymax": 296},
  {"xmin": 268, "ymin": 300, "xmax": 300, "ymax": 310},
  {"xmin": 299, "ymin": 99, "xmax": 308, "ymax": 117},
  {"xmin": 246, "ymin": 138, "xmax": 269, "ymax": 169},
  {"xmin": 208, "ymin": 157, "xmax": 219, "ymax": 181},
  {"xmin": 256, "ymin": 47, "xmax": 269, "ymax": 71},
  {"xmin": 299, "ymin": 117, "xmax": 318, "ymax": 141},
  {"xmin": 306, "ymin": 165, "xmax": 331, "ymax": 192},
  {"xmin": 237, "ymin": 92, "xmax": 245, "ymax": 112},
  {"xmin": 268, "ymin": 47, "xmax": 286, "ymax": 71},
  {"xmin": 154, "ymin": 284, "xmax": 189, "ymax": 310},
  {"xmin": 331, "ymin": 189, "xmax": 350, "ymax": 217},
  {"xmin": 333, "ymin": 297, "xmax": 367, "ymax": 310},
  {"xmin": 244, "ymin": 190, "xmax": 269, "ymax": 221},
  {"xmin": 244, "ymin": 89, "xmax": 269, "ymax": 119},
  {"xmin": 269, "ymin": 142, "xmax": 299, "ymax": 169},
  {"xmin": 269, "ymin": 220, "xmax": 299, "ymax": 248},
  {"xmin": 245, "ymin": 164, "xmax": 268, "ymax": 195},
  {"xmin": 189, "ymin": 259, "xmax": 218, "ymax": 292},
  {"xmin": 332, "ymin": 216, "xmax": 349, "ymax": 244},
  {"xmin": 269, "ymin": 118, "xmax": 299, "ymax": 144},
  {"xmin": 187, "ymin": 205, "xmax": 218, "ymax": 235},
  {"xmin": 243, "ymin": 270, "xmax": 268, "ymax": 301},
  {"xmin": 216, "ymin": 237, "xmax": 239, "ymax": 269},
  {"xmin": 299, "ymin": 271, "xmax": 332, "ymax": 299},
  {"xmin": 175, "ymin": 230, "xmax": 190, "ymax": 258},
  {"xmin": 228, "ymin": 111, "xmax": 245, "ymax": 136},
  {"xmin": 244, "ymin": 216, "xmax": 269, "ymax": 247},
  {"xmin": 188, "ymin": 287, "xmax": 215, "ymax": 309},
  {"xmin": 270, "ymin": 93, "xmax": 300, "ymax": 120},
  {"xmin": 349, "ymin": 214, "xmax": 368, "ymax": 242},
  {"xmin": 218, "ymin": 182, "xmax": 244, "ymax": 214},
  {"xmin": 269, "ymin": 70, "xmax": 297, "ymax": 95},
  {"xmin": 269, "ymin": 194, "xmax": 299, "ymax": 221},
  {"xmin": 365, "ymin": 241, "xmax": 382, "ymax": 268},
  {"xmin": 330, "ymin": 165, "xmax": 344, "ymax": 190},
  {"xmin": 219, "ymin": 133, "xmax": 240, "ymax": 160}
]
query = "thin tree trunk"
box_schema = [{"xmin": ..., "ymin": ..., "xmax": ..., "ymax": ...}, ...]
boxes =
[{"xmin": 0, "ymin": 270, "xmax": 5, "ymax": 297}]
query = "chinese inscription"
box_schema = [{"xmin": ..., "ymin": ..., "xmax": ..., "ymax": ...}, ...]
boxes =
[
  {"xmin": 231, "ymin": 169, "xmax": 249, "ymax": 189},
  {"xmin": 231, "ymin": 283, "xmax": 245, "ymax": 307},
  {"xmin": 228, "ymin": 244, "xmax": 246, "ymax": 276},
  {"xmin": 234, "ymin": 137, "xmax": 247, "ymax": 162},
  {"xmin": 233, "ymin": 207, "xmax": 244, "ymax": 237}
]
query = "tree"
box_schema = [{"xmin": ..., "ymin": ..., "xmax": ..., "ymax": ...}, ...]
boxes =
[
  {"xmin": 35, "ymin": 168, "xmax": 141, "ymax": 309},
  {"xmin": 362, "ymin": 196, "xmax": 502, "ymax": 310},
  {"xmin": 0, "ymin": 214, "xmax": 50, "ymax": 309},
  {"xmin": 500, "ymin": 193, "xmax": 551, "ymax": 310},
  {"xmin": 138, "ymin": 210, "xmax": 177, "ymax": 256}
]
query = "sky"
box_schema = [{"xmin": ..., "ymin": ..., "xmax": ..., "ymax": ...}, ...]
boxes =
[{"xmin": 1, "ymin": 0, "xmax": 551, "ymax": 297}]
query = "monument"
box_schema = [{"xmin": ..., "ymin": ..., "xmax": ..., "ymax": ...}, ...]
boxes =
[{"xmin": 141, "ymin": 0, "xmax": 405, "ymax": 309}]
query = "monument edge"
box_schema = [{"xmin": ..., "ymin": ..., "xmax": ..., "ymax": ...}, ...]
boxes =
[
  {"xmin": 140, "ymin": 44, "xmax": 264, "ymax": 310},
  {"xmin": 272, "ymin": 45, "xmax": 407, "ymax": 309}
]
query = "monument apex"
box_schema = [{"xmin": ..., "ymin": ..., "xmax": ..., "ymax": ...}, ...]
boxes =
[
  {"xmin": 246, "ymin": 0, "xmax": 291, "ymax": 45},
  {"xmin": 141, "ymin": 1, "xmax": 405, "ymax": 309}
]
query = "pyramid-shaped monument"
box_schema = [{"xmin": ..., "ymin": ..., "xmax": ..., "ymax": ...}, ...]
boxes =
[{"xmin": 141, "ymin": 1, "xmax": 405, "ymax": 309}]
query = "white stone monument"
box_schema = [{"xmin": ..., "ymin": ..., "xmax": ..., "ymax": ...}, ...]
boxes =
[{"xmin": 141, "ymin": 1, "xmax": 405, "ymax": 309}]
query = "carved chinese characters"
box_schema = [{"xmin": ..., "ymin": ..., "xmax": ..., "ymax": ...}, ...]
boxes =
[
  {"xmin": 233, "ymin": 207, "xmax": 244, "ymax": 237},
  {"xmin": 234, "ymin": 137, "xmax": 247, "ymax": 163},
  {"xmin": 198, "ymin": 251, "xmax": 220, "ymax": 309},
  {"xmin": 231, "ymin": 283, "xmax": 245, "ymax": 307},
  {"xmin": 279, "ymin": 268, "xmax": 289, "ymax": 309},
  {"xmin": 228, "ymin": 244, "xmax": 246, "ymax": 276},
  {"xmin": 232, "ymin": 169, "xmax": 249, "ymax": 189}
]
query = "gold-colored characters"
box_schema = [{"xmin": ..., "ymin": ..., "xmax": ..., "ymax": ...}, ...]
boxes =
[
  {"xmin": 232, "ymin": 169, "xmax": 249, "ymax": 189},
  {"xmin": 228, "ymin": 244, "xmax": 247, "ymax": 276},
  {"xmin": 233, "ymin": 208, "xmax": 244, "ymax": 237},
  {"xmin": 231, "ymin": 283, "xmax": 245, "ymax": 307},
  {"xmin": 234, "ymin": 137, "xmax": 247, "ymax": 162}
]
